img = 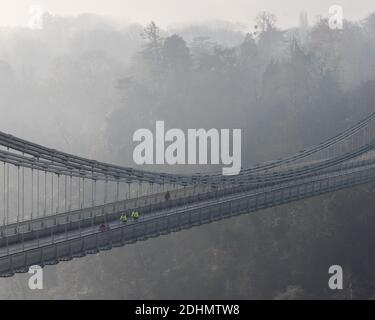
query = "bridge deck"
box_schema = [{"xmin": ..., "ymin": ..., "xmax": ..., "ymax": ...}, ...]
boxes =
[{"xmin": 0, "ymin": 162, "xmax": 374, "ymax": 277}]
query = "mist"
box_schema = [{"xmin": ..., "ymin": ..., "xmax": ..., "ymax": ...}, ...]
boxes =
[{"xmin": 0, "ymin": 3, "xmax": 375, "ymax": 299}]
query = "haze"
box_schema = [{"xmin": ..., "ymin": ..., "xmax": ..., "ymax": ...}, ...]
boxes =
[
  {"xmin": 1, "ymin": 0, "xmax": 375, "ymax": 29},
  {"xmin": 0, "ymin": 0, "xmax": 375, "ymax": 300}
]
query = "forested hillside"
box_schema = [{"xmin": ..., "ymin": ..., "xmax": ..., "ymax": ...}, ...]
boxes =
[{"xmin": 1, "ymin": 11, "xmax": 375, "ymax": 299}]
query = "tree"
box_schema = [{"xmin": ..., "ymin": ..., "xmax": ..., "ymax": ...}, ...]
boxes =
[
  {"xmin": 141, "ymin": 21, "xmax": 163, "ymax": 66},
  {"xmin": 255, "ymin": 11, "xmax": 277, "ymax": 33},
  {"xmin": 255, "ymin": 12, "xmax": 286, "ymax": 64},
  {"xmin": 162, "ymin": 34, "xmax": 192, "ymax": 73},
  {"xmin": 364, "ymin": 12, "xmax": 375, "ymax": 37}
]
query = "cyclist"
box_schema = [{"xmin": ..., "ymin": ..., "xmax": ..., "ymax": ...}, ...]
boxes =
[
  {"xmin": 131, "ymin": 211, "xmax": 140, "ymax": 220},
  {"xmin": 99, "ymin": 224, "xmax": 110, "ymax": 232}
]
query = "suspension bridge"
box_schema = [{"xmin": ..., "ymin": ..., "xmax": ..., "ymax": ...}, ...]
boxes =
[{"xmin": 1, "ymin": 112, "xmax": 375, "ymax": 277}]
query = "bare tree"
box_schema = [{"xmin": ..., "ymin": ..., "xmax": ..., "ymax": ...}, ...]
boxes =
[{"xmin": 255, "ymin": 11, "xmax": 277, "ymax": 32}]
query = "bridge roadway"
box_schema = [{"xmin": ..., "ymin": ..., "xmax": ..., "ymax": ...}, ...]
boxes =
[
  {"xmin": 1, "ymin": 153, "xmax": 374, "ymax": 244},
  {"xmin": 0, "ymin": 155, "xmax": 373, "ymax": 252},
  {"xmin": 0, "ymin": 183, "xmax": 219, "ymax": 244},
  {"xmin": 1, "ymin": 161, "xmax": 375, "ymax": 276}
]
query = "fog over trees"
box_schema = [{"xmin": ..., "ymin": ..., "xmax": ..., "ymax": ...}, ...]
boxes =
[{"xmin": 1, "ymin": 10, "xmax": 375, "ymax": 299}]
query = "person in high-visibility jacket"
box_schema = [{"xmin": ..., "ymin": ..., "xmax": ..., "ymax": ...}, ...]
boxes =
[
  {"xmin": 120, "ymin": 214, "xmax": 128, "ymax": 223},
  {"xmin": 131, "ymin": 211, "xmax": 140, "ymax": 220}
]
